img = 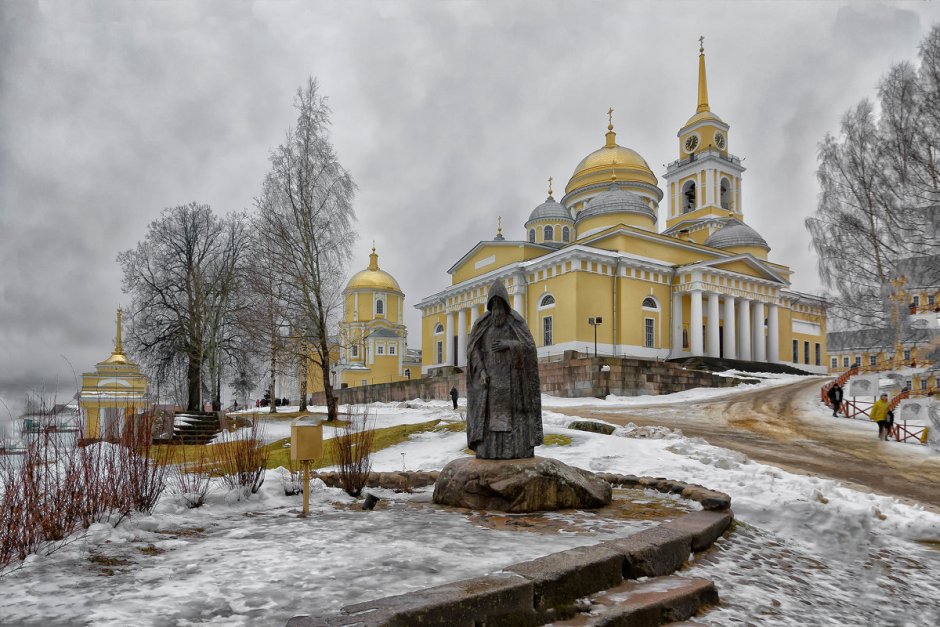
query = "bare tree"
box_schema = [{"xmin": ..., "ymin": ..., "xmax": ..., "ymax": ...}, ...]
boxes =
[
  {"xmin": 806, "ymin": 25, "xmax": 940, "ymax": 339},
  {"xmin": 256, "ymin": 77, "xmax": 357, "ymax": 421},
  {"xmin": 118, "ymin": 203, "xmax": 249, "ymax": 411}
]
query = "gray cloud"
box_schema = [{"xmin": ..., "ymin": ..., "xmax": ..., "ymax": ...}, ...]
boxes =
[{"xmin": 1, "ymin": 0, "xmax": 937, "ymax": 411}]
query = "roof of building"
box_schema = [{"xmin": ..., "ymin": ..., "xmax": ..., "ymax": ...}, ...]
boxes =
[
  {"xmin": 827, "ymin": 325, "xmax": 939, "ymax": 351},
  {"xmin": 896, "ymin": 254, "xmax": 940, "ymax": 288},
  {"xmin": 346, "ymin": 247, "xmax": 402, "ymax": 293},
  {"xmin": 526, "ymin": 196, "xmax": 573, "ymax": 223},
  {"xmin": 703, "ymin": 219, "xmax": 769, "ymax": 250},
  {"xmin": 576, "ymin": 186, "xmax": 655, "ymax": 223}
]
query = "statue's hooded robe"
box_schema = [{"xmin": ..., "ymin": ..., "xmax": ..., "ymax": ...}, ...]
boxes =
[{"xmin": 466, "ymin": 281, "xmax": 543, "ymax": 459}]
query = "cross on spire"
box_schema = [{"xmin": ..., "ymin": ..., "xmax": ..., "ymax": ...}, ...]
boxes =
[
  {"xmin": 547, "ymin": 176, "xmax": 553, "ymax": 197},
  {"xmin": 699, "ymin": 35, "xmax": 704, "ymax": 54},
  {"xmin": 607, "ymin": 107, "xmax": 614, "ymax": 130}
]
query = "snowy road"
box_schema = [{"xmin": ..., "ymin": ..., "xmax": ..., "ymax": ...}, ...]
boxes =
[{"xmin": 554, "ymin": 377, "xmax": 940, "ymax": 510}]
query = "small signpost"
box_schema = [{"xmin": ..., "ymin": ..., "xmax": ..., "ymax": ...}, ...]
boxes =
[{"xmin": 291, "ymin": 416, "xmax": 324, "ymax": 517}]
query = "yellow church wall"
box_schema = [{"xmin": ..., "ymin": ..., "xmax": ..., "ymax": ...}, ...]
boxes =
[
  {"xmin": 421, "ymin": 311, "xmax": 448, "ymax": 369},
  {"xmin": 725, "ymin": 245, "xmax": 769, "ymax": 261},
  {"xmin": 527, "ymin": 219, "xmax": 574, "ymax": 245},
  {"xmin": 582, "ymin": 231, "xmax": 718, "ymax": 268},
  {"xmin": 348, "ymin": 291, "xmax": 402, "ymax": 322},
  {"xmin": 451, "ymin": 244, "xmax": 546, "ymax": 285},
  {"xmin": 618, "ymin": 278, "xmax": 670, "ymax": 348},
  {"xmin": 679, "ymin": 123, "xmax": 727, "ymax": 156},
  {"xmin": 576, "ymin": 214, "xmax": 656, "ymax": 237}
]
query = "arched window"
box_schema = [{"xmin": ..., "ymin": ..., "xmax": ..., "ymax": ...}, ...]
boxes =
[
  {"xmin": 544, "ymin": 225, "xmax": 554, "ymax": 241},
  {"xmin": 562, "ymin": 226, "xmax": 570, "ymax": 242},
  {"xmin": 682, "ymin": 181, "xmax": 696, "ymax": 213},
  {"xmin": 641, "ymin": 297, "xmax": 658, "ymax": 309},
  {"xmin": 375, "ymin": 298, "xmax": 384, "ymax": 315},
  {"xmin": 434, "ymin": 323, "xmax": 444, "ymax": 334},
  {"xmin": 528, "ymin": 229, "xmax": 536, "ymax": 243},
  {"xmin": 539, "ymin": 294, "xmax": 555, "ymax": 308},
  {"xmin": 720, "ymin": 177, "xmax": 730, "ymax": 210}
]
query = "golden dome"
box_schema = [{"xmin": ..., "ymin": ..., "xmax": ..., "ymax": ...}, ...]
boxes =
[
  {"xmin": 566, "ymin": 126, "xmax": 657, "ymax": 194},
  {"xmin": 346, "ymin": 247, "xmax": 402, "ymax": 292}
]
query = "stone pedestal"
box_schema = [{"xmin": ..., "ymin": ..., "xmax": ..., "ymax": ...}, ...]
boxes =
[{"xmin": 433, "ymin": 456, "xmax": 611, "ymax": 512}]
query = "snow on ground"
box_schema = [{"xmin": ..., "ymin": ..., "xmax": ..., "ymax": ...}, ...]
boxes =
[{"xmin": 3, "ymin": 381, "xmax": 939, "ymax": 626}]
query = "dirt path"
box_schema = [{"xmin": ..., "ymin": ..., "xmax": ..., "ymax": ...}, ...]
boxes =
[{"xmin": 554, "ymin": 378, "xmax": 940, "ymax": 510}]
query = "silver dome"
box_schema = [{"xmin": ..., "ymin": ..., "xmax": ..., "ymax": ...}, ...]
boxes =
[
  {"xmin": 704, "ymin": 219, "xmax": 770, "ymax": 250},
  {"xmin": 526, "ymin": 196, "xmax": 573, "ymax": 223},
  {"xmin": 575, "ymin": 187, "xmax": 655, "ymax": 223}
]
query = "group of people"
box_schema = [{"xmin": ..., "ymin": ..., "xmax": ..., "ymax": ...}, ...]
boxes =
[{"xmin": 827, "ymin": 382, "xmax": 895, "ymax": 441}]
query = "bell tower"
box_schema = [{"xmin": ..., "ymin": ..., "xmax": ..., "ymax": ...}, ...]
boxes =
[{"xmin": 663, "ymin": 38, "xmax": 746, "ymax": 241}]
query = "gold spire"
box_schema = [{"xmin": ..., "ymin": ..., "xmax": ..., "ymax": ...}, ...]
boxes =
[
  {"xmin": 368, "ymin": 244, "xmax": 379, "ymax": 271},
  {"xmin": 697, "ymin": 36, "xmax": 710, "ymax": 113},
  {"xmin": 547, "ymin": 176, "xmax": 553, "ymax": 198},
  {"xmin": 497, "ymin": 216, "xmax": 502, "ymax": 237},
  {"xmin": 605, "ymin": 107, "xmax": 616, "ymax": 147},
  {"xmin": 114, "ymin": 306, "xmax": 124, "ymax": 355}
]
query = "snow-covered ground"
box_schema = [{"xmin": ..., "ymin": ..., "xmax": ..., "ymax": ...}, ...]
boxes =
[{"xmin": 2, "ymin": 381, "xmax": 939, "ymax": 626}]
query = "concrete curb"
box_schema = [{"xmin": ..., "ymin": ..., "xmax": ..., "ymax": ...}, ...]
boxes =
[{"xmin": 288, "ymin": 477, "xmax": 734, "ymax": 626}]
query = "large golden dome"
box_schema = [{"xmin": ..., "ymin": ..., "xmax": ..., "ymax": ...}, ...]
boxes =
[
  {"xmin": 566, "ymin": 126, "xmax": 657, "ymax": 194},
  {"xmin": 346, "ymin": 247, "xmax": 402, "ymax": 292}
]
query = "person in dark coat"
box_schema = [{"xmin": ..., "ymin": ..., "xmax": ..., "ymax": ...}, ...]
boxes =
[
  {"xmin": 449, "ymin": 386, "xmax": 459, "ymax": 410},
  {"xmin": 827, "ymin": 383, "xmax": 844, "ymax": 417},
  {"xmin": 466, "ymin": 281, "xmax": 543, "ymax": 459}
]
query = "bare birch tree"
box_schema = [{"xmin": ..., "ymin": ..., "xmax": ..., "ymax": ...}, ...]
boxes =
[
  {"xmin": 807, "ymin": 25, "xmax": 940, "ymax": 339},
  {"xmin": 255, "ymin": 77, "xmax": 356, "ymax": 421},
  {"xmin": 118, "ymin": 203, "xmax": 249, "ymax": 412}
]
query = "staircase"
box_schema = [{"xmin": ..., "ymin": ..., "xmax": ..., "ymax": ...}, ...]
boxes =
[
  {"xmin": 822, "ymin": 365, "xmax": 858, "ymax": 409},
  {"xmin": 170, "ymin": 411, "xmax": 222, "ymax": 445}
]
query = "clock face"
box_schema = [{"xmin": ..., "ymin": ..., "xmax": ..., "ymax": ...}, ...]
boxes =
[
  {"xmin": 684, "ymin": 134, "xmax": 699, "ymax": 153},
  {"xmin": 714, "ymin": 132, "xmax": 726, "ymax": 150}
]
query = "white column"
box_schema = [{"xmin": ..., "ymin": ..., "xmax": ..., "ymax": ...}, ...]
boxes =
[
  {"xmin": 469, "ymin": 303, "xmax": 479, "ymax": 328},
  {"xmin": 456, "ymin": 308, "xmax": 467, "ymax": 367},
  {"xmin": 706, "ymin": 292, "xmax": 720, "ymax": 358},
  {"xmin": 512, "ymin": 291, "xmax": 524, "ymax": 317},
  {"xmin": 690, "ymin": 289, "xmax": 704, "ymax": 356},
  {"xmin": 767, "ymin": 304, "xmax": 780, "ymax": 363},
  {"xmin": 752, "ymin": 301, "xmax": 766, "ymax": 362},
  {"xmin": 445, "ymin": 311, "xmax": 455, "ymax": 366},
  {"xmin": 723, "ymin": 295, "xmax": 736, "ymax": 360},
  {"xmin": 738, "ymin": 299, "xmax": 752, "ymax": 361},
  {"xmin": 672, "ymin": 291, "xmax": 683, "ymax": 353}
]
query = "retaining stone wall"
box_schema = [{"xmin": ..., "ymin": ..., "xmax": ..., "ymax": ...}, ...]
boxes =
[{"xmin": 310, "ymin": 353, "xmax": 737, "ymax": 406}]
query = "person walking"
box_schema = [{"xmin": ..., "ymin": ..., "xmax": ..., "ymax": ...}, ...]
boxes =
[
  {"xmin": 827, "ymin": 382, "xmax": 844, "ymax": 417},
  {"xmin": 871, "ymin": 393, "xmax": 890, "ymax": 440},
  {"xmin": 449, "ymin": 386, "xmax": 459, "ymax": 410}
]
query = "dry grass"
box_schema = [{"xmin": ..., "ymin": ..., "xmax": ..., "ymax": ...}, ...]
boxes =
[{"xmin": 332, "ymin": 406, "xmax": 375, "ymax": 497}]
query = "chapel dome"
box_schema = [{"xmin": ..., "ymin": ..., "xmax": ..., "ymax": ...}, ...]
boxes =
[
  {"xmin": 526, "ymin": 196, "xmax": 573, "ymax": 224},
  {"xmin": 704, "ymin": 219, "xmax": 770, "ymax": 251},
  {"xmin": 346, "ymin": 248, "xmax": 402, "ymax": 292},
  {"xmin": 566, "ymin": 126, "xmax": 658, "ymax": 194},
  {"xmin": 576, "ymin": 187, "xmax": 655, "ymax": 223}
]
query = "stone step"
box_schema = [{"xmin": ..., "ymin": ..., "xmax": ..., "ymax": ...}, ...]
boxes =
[{"xmin": 548, "ymin": 576, "xmax": 718, "ymax": 626}]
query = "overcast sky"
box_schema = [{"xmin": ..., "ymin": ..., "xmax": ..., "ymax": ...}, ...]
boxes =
[{"xmin": 1, "ymin": 0, "xmax": 938, "ymax": 413}]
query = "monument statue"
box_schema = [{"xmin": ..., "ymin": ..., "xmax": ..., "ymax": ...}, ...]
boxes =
[{"xmin": 466, "ymin": 280, "xmax": 543, "ymax": 459}]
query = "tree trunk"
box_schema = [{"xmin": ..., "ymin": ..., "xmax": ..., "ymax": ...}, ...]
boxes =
[
  {"xmin": 212, "ymin": 362, "xmax": 221, "ymax": 411},
  {"xmin": 187, "ymin": 353, "xmax": 201, "ymax": 412},
  {"xmin": 298, "ymin": 354, "xmax": 308, "ymax": 410},
  {"xmin": 269, "ymin": 338, "xmax": 277, "ymax": 414}
]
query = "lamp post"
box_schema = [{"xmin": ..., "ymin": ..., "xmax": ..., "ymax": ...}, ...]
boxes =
[{"xmin": 588, "ymin": 317, "xmax": 603, "ymax": 357}]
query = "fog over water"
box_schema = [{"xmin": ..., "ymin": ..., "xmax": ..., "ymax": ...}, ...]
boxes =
[{"xmin": 1, "ymin": 0, "xmax": 937, "ymax": 411}]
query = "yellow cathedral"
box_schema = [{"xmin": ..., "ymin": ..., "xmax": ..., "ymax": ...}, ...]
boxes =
[
  {"xmin": 329, "ymin": 247, "xmax": 422, "ymax": 388},
  {"xmin": 416, "ymin": 43, "xmax": 828, "ymax": 374}
]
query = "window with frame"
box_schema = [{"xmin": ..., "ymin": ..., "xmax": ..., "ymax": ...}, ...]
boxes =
[
  {"xmin": 539, "ymin": 294, "xmax": 555, "ymax": 308},
  {"xmin": 542, "ymin": 316, "xmax": 553, "ymax": 346},
  {"xmin": 913, "ymin": 295, "xmax": 920, "ymax": 307},
  {"xmin": 351, "ymin": 344, "xmax": 359, "ymax": 358},
  {"xmin": 361, "ymin": 379, "xmax": 367, "ymax": 386},
  {"xmin": 544, "ymin": 225, "xmax": 554, "ymax": 241},
  {"xmin": 815, "ymin": 343, "xmax": 821, "ymax": 366},
  {"xmin": 436, "ymin": 341, "xmax": 443, "ymax": 364},
  {"xmin": 434, "ymin": 323, "xmax": 444, "ymax": 334},
  {"xmin": 921, "ymin": 378, "xmax": 929, "ymax": 390},
  {"xmin": 854, "ymin": 355, "xmax": 861, "ymax": 367},
  {"xmin": 389, "ymin": 344, "xmax": 396, "ymax": 356},
  {"xmin": 869, "ymin": 355, "xmax": 877, "ymax": 366},
  {"xmin": 377, "ymin": 345, "xmax": 384, "ymax": 355},
  {"xmin": 831, "ymin": 357, "xmax": 838, "ymax": 369},
  {"xmin": 792, "ymin": 340, "xmax": 799, "ymax": 363},
  {"xmin": 529, "ymin": 229, "xmax": 535, "ymax": 243},
  {"xmin": 804, "ymin": 341, "xmax": 810, "ymax": 365},
  {"xmin": 682, "ymin": 328, "xmax": 689, "ymax": 349},
  {"xmin": 903, "ymin": 348, "xmax": 911, "ymax": 362},
  {"xmin": 929, "ymin": 294, "xmax": 936, "ymax": 306},
  {"xmin": 642, "ymin": 297, "xmax": 658, "ymax": 309},
  {"xmin": 376, "ymin": 298, "xmax": 385, "ymax": 315},
  {"xmin": 843, "ymin": 356, "xmax": 849, "ymax": 367},
  {"xmin": 562, "ymin": 226, "xmax": 570, "ymax": 242},
  {"xmin": 644, "ymin": 318, "xmax": 655, "ymax": 348}
]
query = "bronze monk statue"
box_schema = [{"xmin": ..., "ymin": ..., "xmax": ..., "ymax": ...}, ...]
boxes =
[{"xmin": 466, "ymin": 281, "xmax": 543, "ymax": 459}]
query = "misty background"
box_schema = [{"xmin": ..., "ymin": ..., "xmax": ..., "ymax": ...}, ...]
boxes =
[{"xmin": 2, "ymin": 0, "xmax": 938, "ymax": 414}]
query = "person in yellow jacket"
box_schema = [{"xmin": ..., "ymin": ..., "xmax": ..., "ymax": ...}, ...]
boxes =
[{"xmin": 871, "ymin": 393, "xmax": 891, "ymax": 441}]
